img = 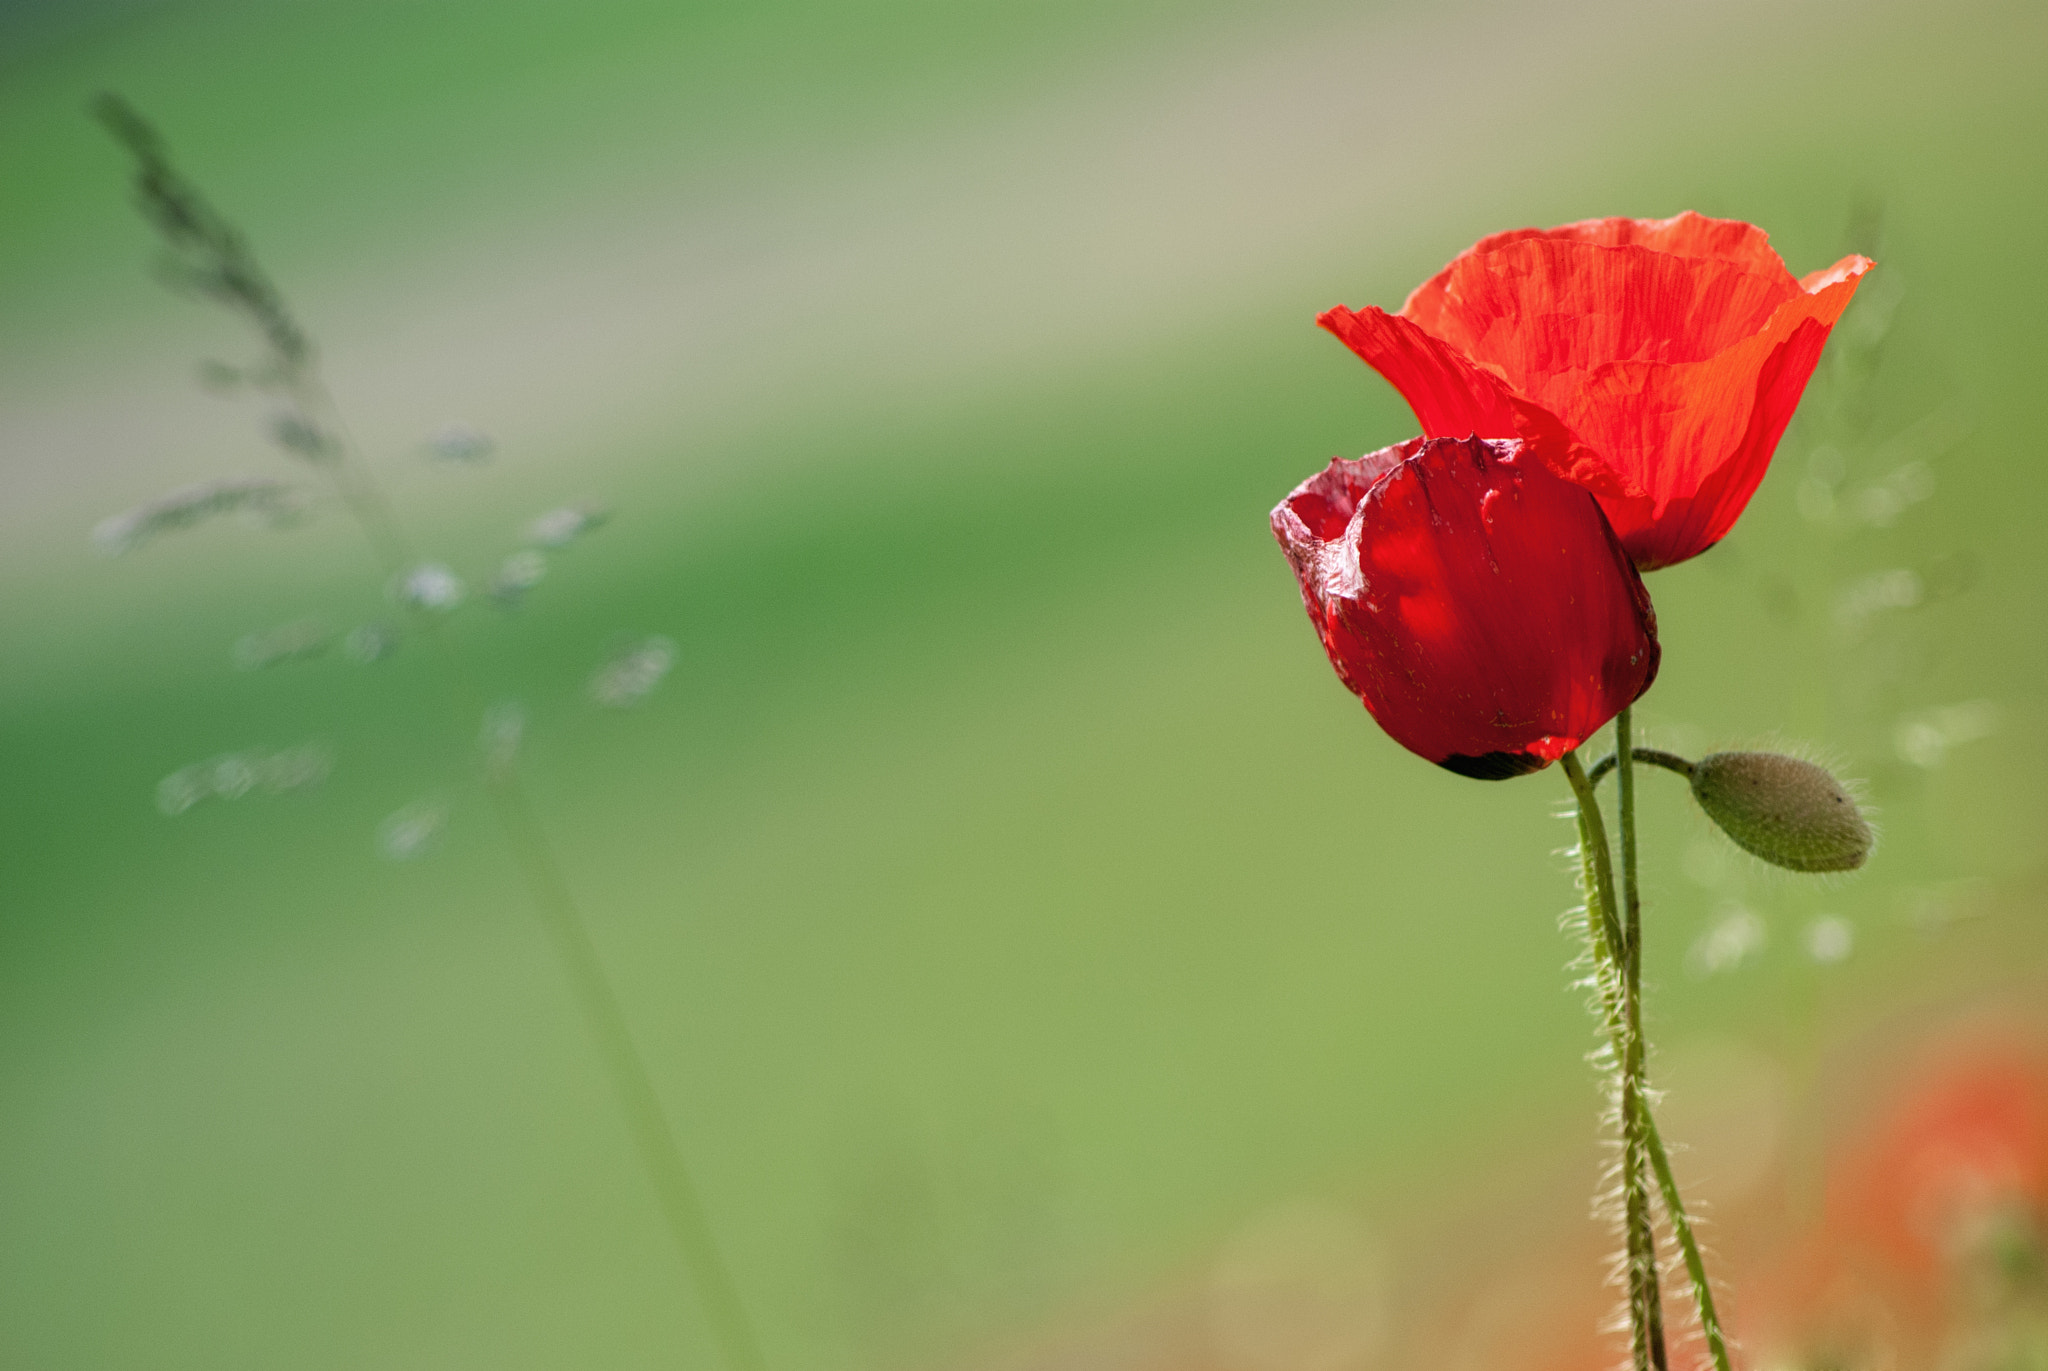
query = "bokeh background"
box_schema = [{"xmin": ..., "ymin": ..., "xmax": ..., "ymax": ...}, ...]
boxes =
[{"xmin": 3, "ymin": 0, "xmax": 2046, "ymax": 1367}]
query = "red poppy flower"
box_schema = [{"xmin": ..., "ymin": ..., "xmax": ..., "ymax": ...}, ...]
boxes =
[
  {"xmin": 1272, "ymin": 435, "xmax": 1659, "ymax": 778},
  {"xmin": 1319, "ymin": 213, "xmax": 1872, "ymax": 569}
]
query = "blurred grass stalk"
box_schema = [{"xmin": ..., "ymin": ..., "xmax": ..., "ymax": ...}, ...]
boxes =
[{"xmin": 92, "ymin": 93, "xmax": 766, "ymax": 1371}]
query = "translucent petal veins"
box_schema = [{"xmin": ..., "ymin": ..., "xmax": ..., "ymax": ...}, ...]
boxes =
[{"xmin": 1321, "ymin": 213, "xmax": 1869, "ymax": 568}]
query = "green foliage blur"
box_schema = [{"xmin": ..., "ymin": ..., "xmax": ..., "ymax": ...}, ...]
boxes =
[{"xmin": 1, "ymin": 0, "xmax": 2044, "ymax": 1367}]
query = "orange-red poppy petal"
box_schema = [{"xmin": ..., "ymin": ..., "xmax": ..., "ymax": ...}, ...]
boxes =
[
  {"xmin": 1421, "ymin": 237, "xmax": 1804, "ymax": 369},
  {"xmin": 1402, "ymin": 212, "xmax": 1799, "ymax": 335},
  {"xmin": 1328, "ymin": 218, "xmax": 1872, "ymax": 568},
  {"xmin": 1316, "ymin": 305, "xmax": 1630, "ymax": 500},
  {"xmin": 1593, "ymin": 311, "xmax": 1838, "ymax": 567},
  {"xmin": 1552, "ymin": 256, "xmax": 1869, "ymax": 564}
]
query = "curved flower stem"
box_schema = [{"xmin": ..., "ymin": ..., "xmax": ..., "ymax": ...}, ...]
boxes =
[
  {"xmin": 1562, "ymin": 750, "xmax": 1670, "ymax": 1371},
  {"xmin": 1639, "ymin": 1093, "xmax": 1734, "ymax": 1371},
  {"xmin": 1561, "ymin": 753, "xmax": 1657, "ymax": 1370},
  {"xmin": 1561, "ymin": 753, "xmax": 1626, "ymax": 976},
  {"xmin": 1616, "ymin": 708, "xmax": 1669, "ymax": 1370},
  {"xmin": 1587, "ymin": 749, "xmax": 1696, "ymax": 788}
]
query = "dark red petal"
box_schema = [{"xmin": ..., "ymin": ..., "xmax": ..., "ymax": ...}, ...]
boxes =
[
  {"xmin": 1275, "ymin": 441, "xmax": 1413, "ymax": 542},
  {"xmin": 1272, "ymin": 436, "xmax": 1659, "ymax": 777},
  {"xmin": 1271, "ymin": 443, "xmax": 1416, "ymax": 629}
]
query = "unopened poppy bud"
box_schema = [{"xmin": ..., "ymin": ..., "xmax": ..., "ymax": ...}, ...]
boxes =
[{"xmin": 1689, "ymin": 752, "xmax": 1871, "ymax": 873}]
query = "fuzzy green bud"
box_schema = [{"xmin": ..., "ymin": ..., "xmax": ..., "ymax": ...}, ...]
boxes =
[{"xmin": 1689, "ymin": 752, "xmax": 1872, "ymax": 873}]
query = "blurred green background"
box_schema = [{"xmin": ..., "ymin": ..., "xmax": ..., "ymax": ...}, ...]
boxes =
[{"xmin": 2, "ymin": 0, "xmax": 2045, "ymax": 1366}]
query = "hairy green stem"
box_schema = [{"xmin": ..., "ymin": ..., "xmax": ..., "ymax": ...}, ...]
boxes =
[
  {"xmin": 1582, "ymin": 723, "xmax": 1729, "ymax": 1371},
  {"xmin": 1561, "ymin": 753, "xmax": 1626, "ymax": 977},
  {"xmin": 1639, "ymin": 1093, "xmax": 1734, "ymax": 1371},
  {"xmin": 1562, "ymin": 749, "xmax": 1665, "ymax": 1371},
  {"xmin": 1616, "ymin": 709, "xmax": 1669, "ymax": 1370}
]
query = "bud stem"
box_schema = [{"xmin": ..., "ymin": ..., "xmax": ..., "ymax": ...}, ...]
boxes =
[{"xmin": 1587, "ymin": 748, "xmax": 1696, "ymax": 788}]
